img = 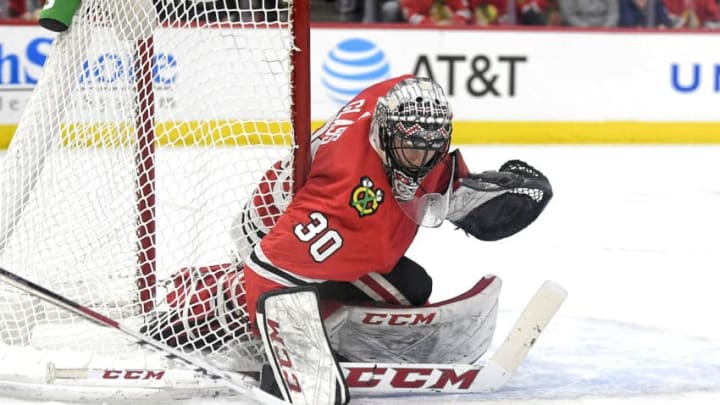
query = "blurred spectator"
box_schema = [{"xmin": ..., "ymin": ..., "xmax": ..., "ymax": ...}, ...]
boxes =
[
  {"xmin": 472, "ymin": 0, "xmax": 510, "ymax": 24},
  {"xmin": 545, "ymin": 0, "xmax": 567, "ymax": 25},
  {"xmin": 618, "ymin": 0, "xmax": 675, "ymax": 27},
  {"xmin": 310, "ymin": 0, "xmax": 345, "ymax": 21},
  {"xmin": 470, "ymin": 0, "xmax": 547, "ymax": 25},
  {"xmin": 664, "ymin": 0, "xmax": 720, "ymax": 28},
  {"xmin": 314, "ymin": 0, "xmax": 381, "ymax": 22},
  {"xmin": 2, "ymin": 0, "xmax": 43, "ymax": 19},
  {"xmin": 154, "ymin": 0, "xmax": 288, "ymax": 23},
  {"xmin": 6, "ymin": 0, "xmax": 27, "ymax": 19},
  {"xmin": 471, "ymin": 0, "xmax": 550, "ymax": 25},
  {"xmin": 513, "ymin": 0, "xmax": 551, "ymax": 24},
  {"xmin": 381, "ymin": 0, "xmax": 474, "ymax": 25},
  {"xmin": 382, "ymin": 0, "xmax": 554, "ymax": 25},
  {"xmin": 559, "ymin": 0, "xmax": 620, "ymax": 26},
  {"xmin": 256, "ymin": 0, "xmax": 290, "ymax": 22},
  {"xmin": 407, "ymin": 0, "xmax": 474, "ymax": 25},
  {"xmin": 335, "ymin": 0, "xmax": 364, "ymax": 21}
]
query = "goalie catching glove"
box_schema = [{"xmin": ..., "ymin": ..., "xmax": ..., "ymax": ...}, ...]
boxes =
[{"xmin": 447, "ymin": 159, "xmax": 552, "ymax": 241}]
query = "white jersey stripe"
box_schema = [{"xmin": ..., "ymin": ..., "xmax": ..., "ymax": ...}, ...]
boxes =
[
  {"xmin": 247, "ymin": 243, "xmax": 331, "ymax": 287},
  {"xmin": 352, "ymin": 272, "xmax": 412, "ymax": 306}
]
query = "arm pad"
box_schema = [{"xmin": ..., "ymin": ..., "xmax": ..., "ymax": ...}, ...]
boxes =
[{"xmin": 447, "ymin": 160, "xmax": 552, "ymax": 241}]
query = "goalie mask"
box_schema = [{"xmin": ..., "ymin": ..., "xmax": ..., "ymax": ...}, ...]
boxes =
[{"xmin": 370, "ymin": 77, "xmax": 453, "ymax": 227}]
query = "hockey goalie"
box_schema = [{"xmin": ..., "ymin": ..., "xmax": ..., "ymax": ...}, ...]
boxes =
[{"xmin": 143, "ymin": 75, "xmax": 553, "ymax": 403}]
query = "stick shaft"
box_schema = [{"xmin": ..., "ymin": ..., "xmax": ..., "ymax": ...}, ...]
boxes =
[{"xmin": 0, "ymin": 267, "xmax": 285, "ymax": 405}]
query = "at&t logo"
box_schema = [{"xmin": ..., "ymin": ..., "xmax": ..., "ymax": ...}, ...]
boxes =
[{"xmin": 322, "ymin": 38, "xmax": 390, "ymax": 105}]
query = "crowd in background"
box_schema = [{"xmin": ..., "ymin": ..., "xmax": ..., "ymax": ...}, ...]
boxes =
[
  {"xmin": 346, "ymin": 0, "xmax": 720, "ymax": 27},
  {"xmin": 1, "ymin": 0, "xmax": 719, "ymax": 28},
  {"xmin": 0, "ymin": 0, "xmax": 42, "ymax": 20}
]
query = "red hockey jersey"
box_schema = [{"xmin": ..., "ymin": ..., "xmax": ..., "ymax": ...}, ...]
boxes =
[{"xmin": 242, "ymin": 75, "xmax": 468, "ymax": 319}]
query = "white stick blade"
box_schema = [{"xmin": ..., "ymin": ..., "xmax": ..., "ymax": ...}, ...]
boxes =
[{"xmin": 490, "ymin": 280, "xmax": 567, "ymax": 375}]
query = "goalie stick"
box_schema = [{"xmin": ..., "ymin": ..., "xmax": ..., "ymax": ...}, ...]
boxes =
[
  {"xmin": 0, "ymin": 266, "xmax": 286, "ymax": 405},
  {"xmin": 40, "ymin": 280, "xmax": 567, "ymax": 396}
]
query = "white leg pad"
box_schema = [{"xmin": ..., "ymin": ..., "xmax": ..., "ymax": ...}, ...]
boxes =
[
  {"xmin": 325, "ymin": 275, "xmax": 502, "ymax": 364},
  {"xmin": 257, "ymin": 287, "xmax": 349, "ymax": 405}
]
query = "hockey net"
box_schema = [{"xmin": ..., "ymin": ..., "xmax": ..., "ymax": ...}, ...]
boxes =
[{"xmin": 0, "ymin": 0, "xmax": 309, "ymax": 399}]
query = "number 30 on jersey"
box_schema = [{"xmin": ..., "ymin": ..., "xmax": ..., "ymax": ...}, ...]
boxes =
[{"xmin": 293, "ymin": 212, "xmax": 344, "ymax": 262}]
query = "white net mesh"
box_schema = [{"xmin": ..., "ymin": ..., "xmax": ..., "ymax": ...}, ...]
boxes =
[{"xmin": 0, "ymin": 0, "xmax": 301, "ymax": 379}]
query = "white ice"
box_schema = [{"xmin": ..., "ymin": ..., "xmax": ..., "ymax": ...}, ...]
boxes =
[{"xmin": 1, "ymin": 145, "xmax": 719, "ymax": 404}]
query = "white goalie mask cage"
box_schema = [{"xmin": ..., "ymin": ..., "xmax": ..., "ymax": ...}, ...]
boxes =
[{"xmin": 370, "ymin": 77, "xmax": 453, "ymax": 227}]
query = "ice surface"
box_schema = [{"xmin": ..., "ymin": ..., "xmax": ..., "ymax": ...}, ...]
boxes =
[{"xmin": 1, "ymin": 145, "xmax": 719, "ymax": 404}]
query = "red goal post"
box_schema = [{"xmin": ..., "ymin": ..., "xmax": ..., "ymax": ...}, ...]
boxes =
[{"xmin": 0, "ymin": 0, "xmax": 310, "ymax": 401}]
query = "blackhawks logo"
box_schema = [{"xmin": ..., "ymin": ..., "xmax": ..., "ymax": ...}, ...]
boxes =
[{"xmin": 349, "ymin": 177, "xmax": 384, "ymax": 217}]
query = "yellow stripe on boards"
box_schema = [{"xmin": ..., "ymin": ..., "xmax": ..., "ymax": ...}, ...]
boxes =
[
  {"xmin": 2, "ymin": 121, "xmax": 720, "ymax": 149},
  {"xmin": 0, "ymin": 121, "xmax": 294, "ymax": 149},
  {"xmin": 0, "ymin": 125, "xmax": 14, "ymax": 149},
  {"xmin": 448, "ymin": 122, "xmax": 720, "ymax": 144}
]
